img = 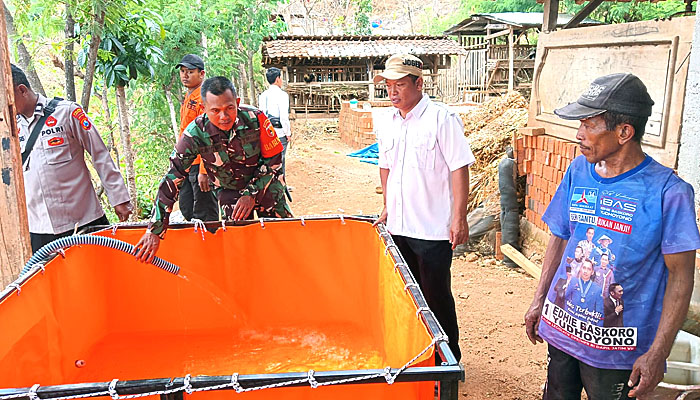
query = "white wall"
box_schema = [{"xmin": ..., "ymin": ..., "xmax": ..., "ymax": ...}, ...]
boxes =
[{"xmin": 678, "ymin": 15, "xmax": 700, "ymax": 208}]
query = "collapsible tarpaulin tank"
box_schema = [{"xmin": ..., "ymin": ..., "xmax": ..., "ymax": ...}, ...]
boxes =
[{"xmin": 0, "ymin": 216, "xmax": 463, "ymax": 400}]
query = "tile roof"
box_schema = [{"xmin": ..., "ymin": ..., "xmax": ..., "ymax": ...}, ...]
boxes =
[{"xmin": 262, "ymin": 35, "xmax": 467, "ymax": 59}]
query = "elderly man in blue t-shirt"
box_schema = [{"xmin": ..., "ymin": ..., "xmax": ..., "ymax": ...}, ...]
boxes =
[{"xmin": 524, "ymin": 73, "xmax": 700, "ymax": 399}]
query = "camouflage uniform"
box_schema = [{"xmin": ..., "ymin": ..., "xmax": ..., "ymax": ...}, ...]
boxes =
[{"xmin": 148, "ymin": 105, "xmax": 292, "ymax": 236}]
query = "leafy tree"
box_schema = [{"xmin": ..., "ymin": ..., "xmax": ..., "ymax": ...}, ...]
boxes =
[
  {"xmin": 3, "ymin": 2, "xmax": 45, "ymax": 95},
  {"xmin": 468, "ymin": 0, "xmax": 542, "ymax": 13},
  {"xmin": 560, "ymin": 0, "xmax": 692, "ymax": 24},
  {"xmin": 94, "ymin": 8, "xmax": 165, "ymax": 217}
]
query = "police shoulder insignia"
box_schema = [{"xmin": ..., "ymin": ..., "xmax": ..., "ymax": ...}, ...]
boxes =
[{"xmin": 71, "ymin": 106, "xmax": 92, "ymax": 130}]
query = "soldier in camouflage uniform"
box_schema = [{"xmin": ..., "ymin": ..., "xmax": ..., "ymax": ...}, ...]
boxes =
[{"xmin": 134, "ymin": 76, "xmax": 291, "ymax": 262}]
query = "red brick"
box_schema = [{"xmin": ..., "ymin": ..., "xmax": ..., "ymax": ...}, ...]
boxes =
[
  {"xmin": 536, "ymin": 136, "xmax": 545, "ymax": 149},
  {"xmin": 544, "ymin": 152, "xmax": 551, "ymax": 166},
  {"xmin": 527, "ymin": 174, "xmax": 534, "ymax": 185},
  {"xmin": 542, "ymin": 166, "xmax": 553, "ymax": 182},
  {"xmin": 534, "ymin": 162, "xmax": 543, "ymax": 177}
]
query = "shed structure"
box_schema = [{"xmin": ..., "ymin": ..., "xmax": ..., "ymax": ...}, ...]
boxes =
[
  {"xmin": 442, "ymin": 13, "xmax": 603, "ymax": 101},
  {"xmin": 261, "ymin": 35, "xmax": 466, "ymax": 113}
]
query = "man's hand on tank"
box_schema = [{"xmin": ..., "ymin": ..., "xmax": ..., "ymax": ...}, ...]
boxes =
[
  {"xmin": 134, "ymin": 232, "xmax": 160, "ymax": 263},
  {"xmin": 198, "ymin": 173, "xmax": 211, "ymax": 192},
  {"xmin": 232, "ymin": 195, "xmax": 255, "ymax": 221},
  {"xmin": 372, "ymin": 207, "xmax": 388, "ymax": 227},
  {"xmin": 114, "ymin": 201, "xmax": 133, "ymax": 222}
]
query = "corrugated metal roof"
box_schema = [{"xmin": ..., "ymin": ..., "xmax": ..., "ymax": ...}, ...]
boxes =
[
  {"xmin": 262, "ymin": 35, "xmax": 467, "ymax": 59},
  {"xmin": 444, "ymin": 12, "xmax": 603, "ymax": 35}
]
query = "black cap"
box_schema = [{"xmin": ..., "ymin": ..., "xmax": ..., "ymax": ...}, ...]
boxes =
[
  {"xmin": 554, "ymin": 73, "xmax": 654, "ymax": 120},
  {"xmin": 175, "ymin": 54, "xmax": 205, "ymax": 70}
]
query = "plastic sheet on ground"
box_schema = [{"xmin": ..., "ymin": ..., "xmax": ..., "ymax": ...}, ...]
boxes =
[{"xmin": 347, "ymin": 143, "xmax": 378, "ymax": 165}]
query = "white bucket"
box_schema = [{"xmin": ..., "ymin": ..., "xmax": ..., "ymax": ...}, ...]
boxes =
[{"xmin": 665, "ymin": 331, "xmax": 700, "ymax": 386}]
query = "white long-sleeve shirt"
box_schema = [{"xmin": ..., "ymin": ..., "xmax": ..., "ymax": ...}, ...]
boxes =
[
  {"xmin": 377, "ymin": 94, "xmax": 475, "ymax": 240},
  {"xmin": 17, "ymin": 94, "xmax": 130, "ymax": 234},
  {"xmin": 259, "ymin": 85, "xmax": 291, "ymax": 138}
]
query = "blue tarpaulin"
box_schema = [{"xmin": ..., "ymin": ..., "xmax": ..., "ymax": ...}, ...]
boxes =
[{"xmin": 347, "ymin": 143, "xmax": 378, "ymax": 165}]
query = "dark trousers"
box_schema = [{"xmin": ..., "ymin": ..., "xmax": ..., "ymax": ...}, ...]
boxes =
[
  {"xmin": 30, "ymin": 214, "xmax": 110, "ymax": 253},
  {"xmin": 544, "ymin": 344, "xmax": 633, "ymax": 400},
  {"xmin": 178, "ymin": 164, "xmax": 219, "ymax": 221},
  {"xmin": 279, "ymin": 135, "xmax": 289, "ymax": 177},
  {"xmin": 392, "ymin": 235, "xmax": 461, "ymax": 362}
]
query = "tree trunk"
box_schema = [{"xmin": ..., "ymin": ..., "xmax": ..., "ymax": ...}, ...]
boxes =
[
  {"xmin": 101, "ymin": 87, "xmax": 120, "ymax": 165},
  {"xmin": 164, "ymin": 83, "xmax": 179, "ymax": 142},
  {"xmin": 115, "ymin": 85, "xmax": 138, "ymax": 219},
  {"xmin": 3, "ymin": 2, "xmax": 45, "ymax": 95},
  {"xmin": 64, "ymin": 7, "xmax": 76, "ymax": 101},
  {"xmin": 239, "ymin": 63, "xmax": 249, "ymax": 104},
  {"xmin": 233, "ymin": 73, "xmax": 242, "ymax": 100},
  {"xmin": 246, "ymin": 50, "xmax": 257, "ymax": 107},
  {"xmin": 80, "ymin": 8, "xmax": 105, "ymax": 112},
  {"xmin": 0, "ymin": 2, "xmax": 32, "ymax": 286}
]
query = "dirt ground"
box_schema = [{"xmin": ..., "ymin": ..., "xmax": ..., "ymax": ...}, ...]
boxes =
[{"xmin": 286, "ymin": 119, "xmax": 548, "ymax": 399}]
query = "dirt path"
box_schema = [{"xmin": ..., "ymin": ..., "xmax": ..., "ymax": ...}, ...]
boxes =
[{"xmin": 286, "ymin": 119, "xmax": 547, "ymax": 399}]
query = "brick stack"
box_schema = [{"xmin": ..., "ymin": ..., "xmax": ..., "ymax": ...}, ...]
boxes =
[
  {"xmin": 338, "ymin": 102, "xmax": 376, "ymax": 149},
  {"xmin": 515, "ymin": 127, "xmax": 580, "ymax": 232},
  {"xmin": 338, "ymin": 101, "xmax": 391, "ymax": 149}
]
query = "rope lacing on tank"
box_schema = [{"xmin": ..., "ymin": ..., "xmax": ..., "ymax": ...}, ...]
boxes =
[
  {"xmin": 191, "ymin": 219, "xmax": 207, "ymax": 240},
  {"xmin": 0, "ymin": 337, "xmax": 441, "ymax": 400}
]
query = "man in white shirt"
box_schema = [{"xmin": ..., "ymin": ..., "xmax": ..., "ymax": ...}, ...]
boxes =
[
  {"xmin": 11, "ymin": 64, "xmax": 132, "ymax": 252},
  {"xmin": 259, "ymin": 67, "xmax": 291, "ymax": 184},
  {"xmin": 373, "ymin": 54, "xmax": 475, "ymax": 362}
]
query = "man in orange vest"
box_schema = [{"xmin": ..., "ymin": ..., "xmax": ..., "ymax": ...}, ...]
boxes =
[{"xmin": 175, "ymin": 54, "xmax": 218, "ymax": 222}]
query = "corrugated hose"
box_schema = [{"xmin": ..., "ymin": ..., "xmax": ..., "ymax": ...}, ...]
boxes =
[{"xmin": 20, "ymin": 235, "xmax": 179, "ymax": 276}]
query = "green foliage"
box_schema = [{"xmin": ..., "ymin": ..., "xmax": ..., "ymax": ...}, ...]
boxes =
[
  {"xmin": 93, "ymin": 9, "xmax": 165, "ymax": 88},
  {"xmin": 560, "ymin": 0, "xmax": 692, "ymax": 24},
  {"xmin": 352, "ymin": 0, "xmax": 372, "ymax": 35},
  {"xmin": 467, "ymin": 0, "xmax": 542, "ymax": 13}
]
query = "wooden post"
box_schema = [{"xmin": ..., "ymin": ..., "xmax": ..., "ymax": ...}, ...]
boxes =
[
  {"xmin": 542, "ymin": 0, "xmax": 560, "ymax": 33},
  {"xmin": 563, "ymin": 0, "xmax": 604, "ymax": 29},
  {"xmin": 0, "ymin": 0, "xmax": 32, "ymax": 288},
  {"xmin": 508, "ymin": 26, "xmax": 514, "ymax": 92},
  {"xmin": 368, "ymin": 60, "xmax": 375, "ymax": 101}
]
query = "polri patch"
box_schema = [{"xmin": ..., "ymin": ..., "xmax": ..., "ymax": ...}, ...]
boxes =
[{"xmin": 71, "ymin": 107, "xmax": 92, "ymax": 130}]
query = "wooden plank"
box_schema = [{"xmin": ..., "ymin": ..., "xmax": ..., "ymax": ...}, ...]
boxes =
[
  {"xmin": 483, "ymin": 29, "xmax": 511, "ymax": 41},
  {"xmin": 563, "ymin": 0, "xmax": 605, "ymax": 29},
  {"xmin": 528, "ymin": 17, "xmax": 695, "ymax": 168},
  {"xmin": 501, "ymin": 244, "xmax": 542, "ymax": 279},
  {"xmin": 508, "ymin": 26, "xmax": 514, "ymax": 92},
  {"xmin": 542, "ymin": 0, "xmax": 560, "ymax": 33},
  {"xmin": 0, "ymin": 0, "xmax": 32, "ymax": 288},
  {"xmin": 518, "ymin": 127, "xmax": 545, "ymax": 136}
]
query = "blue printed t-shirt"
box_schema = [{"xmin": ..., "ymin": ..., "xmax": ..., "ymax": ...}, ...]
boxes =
[{"xmin": 539, "ymin": 155, "xmax": 700, "ymax": 370}]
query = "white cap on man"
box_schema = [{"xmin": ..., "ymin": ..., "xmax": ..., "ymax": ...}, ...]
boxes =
[{"xmin": 373, "ymin": 54, "xmax": 424, "ymax": 83}]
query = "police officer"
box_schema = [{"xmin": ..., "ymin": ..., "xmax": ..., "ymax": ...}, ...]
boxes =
[
  {"xmin": 134, "ymin": 76, "xmax": 291, "ymax": 261},
  {"xmin": 11, "ymin": 64, "xmax": 133, "ymax": 252}
]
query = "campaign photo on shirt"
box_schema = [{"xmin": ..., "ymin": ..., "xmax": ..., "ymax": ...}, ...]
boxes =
[{"xmin": 537, "ymin": 155, "xmax": 700, "ymax": 370}]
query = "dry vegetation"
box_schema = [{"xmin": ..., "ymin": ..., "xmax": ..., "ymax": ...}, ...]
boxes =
[{"xmin": 459, "ymin": 92, "xmax": 529, "ymax": 213}]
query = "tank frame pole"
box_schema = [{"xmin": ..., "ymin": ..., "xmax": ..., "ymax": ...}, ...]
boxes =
[{"xmin": 0, "ymin": 0, "xmax": 32, "ymax": 288}]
